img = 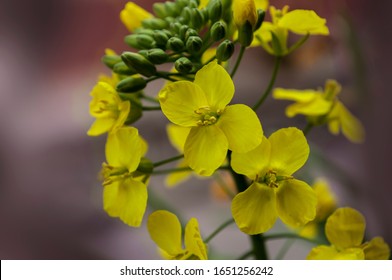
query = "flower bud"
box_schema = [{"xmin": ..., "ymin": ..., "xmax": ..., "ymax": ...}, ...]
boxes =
[
  {"xmin": 185, "ymin": 28, "xmax": 198, "ymax": 41},
  {"xmin": 181, "ymin": 7, "xmax": 192, "ymax": 23},
  {"xmin": 253, "ymin": 9, "xmax": 265, "ymax": 31},
  {"xmin": 166, "ymin": 36, "xmax": 185, "ymax": 52},
  {"xmin": 232, "ymin": 0, "xmax": 257, "ymax": 28},
  {"xmin": 101, "ymin": 54, "xmax": 122, "ymax": 69},
  {"xmin": 237, "ymin": 20, "xmax": 254, "ymax": 47},
  {"xmin": 164, "ymin": 1, "xmax": 181, "ymax": 17},
  {"xmin": 216, "ymin": 39, "xmax": 235, "ymax": 62},
  {"xmin": 153, "ymin": 3, "xmax": 167, "ymax": 18},
  {"xmin": 142, "ymin": 18, "xmax": 168, "ymax": 29},
  {"xmin": 121, "ymin": 94, "xmax": 143, "ymax": 125},
  {"xmin": 116, "ymin": 76, "xmax": 147, "ymax": 93},
  {"xmin": 190, "ymin": 8, "xmax": 205, "ymax": 29},
  {"xmin": 113, "ymin": 61, "xmax": 138, "ymax": 75},
  {"xmin": 153, "ymin": 30, "xmax": 170, "ymax": 48},
  {"xmin": 121, "ymin": 52, "xmax": 157, "ymax": 77},
  {"xmin": 210, "ymin": 21, "xmax": 227, "ymax": 41},
  {"xmin": 179, "ymin": 25, "xmax": 189, "ymax": 41},
  {"xmin": 208, "ymin": 0, "xmax": 223, "ymax": 22},
  {"xmin": 175, "ymin": 57, "xmax": 194, "ymax": 73},
  {"xmin": 186, "ymin": 36, "xmax": 203, "ymax": 54},
  {"xmin": 137, "ymin": 158, "xmax": 154, "ymax": 174},
  {"xmin": 124, "ymin": 34, "xmax": 156, "ymax": 50},
  {"xmin": 146, "ymin": 48, "xmax": 169, "ymax": 64}
]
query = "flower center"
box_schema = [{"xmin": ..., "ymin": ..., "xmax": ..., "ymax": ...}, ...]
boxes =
[
  {"xmin": 258, "ymin": 170, "xmax": 293, "ymax": 188},
  {"xmin": 100, "ymin": 163, "xmax": 129, "ymax": 186},
  {"xmin": 93, "ymin": 100, "xmax": 120, "ymax": 118},
  {"xmin": 194, "ymin": 106, "xmax": 223, "ymax": 126}
]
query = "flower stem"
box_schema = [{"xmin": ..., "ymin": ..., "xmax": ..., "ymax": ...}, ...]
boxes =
[
  {"xmin": 252, "ymin": 56, "xmax": 282, "ymax": 111},
  {"xmin": 264, "ymin": 232, "xmax": 320, "ymax": 244},
  {"xmin": 142, "ymin": 105, "xmax": 161, "ymax": 111},
  {"xmin": 152, "ymin": 154, "xmax": 184, "ymax": 168},
  {"xmin": 204, "ymin": 218, "xmax": 235, "ymax": 244},
  {"xmin": 152, "ymin": 166, "xmax": 190, "ymax": 175},
  {"xmin": 230, "ymin": 45, "xmax": 246, "ymax": 78}
]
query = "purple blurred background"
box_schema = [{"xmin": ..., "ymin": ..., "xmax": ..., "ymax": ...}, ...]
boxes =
[{"xmin": 0, "ymin": 0, "xmax": 391, "ymax": 259}]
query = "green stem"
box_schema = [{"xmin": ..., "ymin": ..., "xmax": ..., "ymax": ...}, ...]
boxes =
[
  {"xmin": 156, "ymin": 71, "xmax": 178, "ymax": 82},
  {"xmin": 152, "ymin": 154, "xmax": 184, "ymax": 168},
  {"xmin": 141, "ymin": 94, "xmax": 159, "ymax": 104},
  {"xmin": 152, "ymin": 166, "xmax": 191, "ymax": 175},
  {"xmin": 264, "ymin": 233, "xmax": 320, "ymax": 244},
  {"xmin": 252, "ymin": 56, "xmax": 282, "ymax": 111},
  {"xmin": 230, "ymin": 45, "xmax": 246, "ymax": 78},
  {"xmin": 142, "ymin": 105, "xmax": 161, "ymax": 111},
  {"xmin": 204, "ymin": 218, "xmax": 235, "ymax": 244},
  {"xmin": 287, "ymin": 34, "xmax": 310, "ymax": 55}
]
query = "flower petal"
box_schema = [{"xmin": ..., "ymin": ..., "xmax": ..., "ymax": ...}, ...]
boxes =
[
  {"xmin": 185, "ymin": 218, "xmax": 208, "ymax": 260},
  {"xmin": 217, "ymin": 104, "xmax": 263, "ymax": 153},
  {"xmin": 147, "ymin": 210, "xmax": 184, "ymax": 257},
  {"xmin": 167, "ymin": 124, "xmax": 191, "ymax": 152},
  {"xmin": 87, "ymin": 118, "xmax": 115, "ymax": 136},
  {"xmin": 279, "ymin": 10, "xmax": 330, "ymax": 35},
  {"xmin": 232, "ymin": 182, "xmax": 278, "ymax": 234},
  {"xmin": 120, "ymin": 2, "xmax": 152, "ymax": 33},
  {"xmin": 105, "ymin": 127, "xmax": 142, "ymax": 171},
  {"xmin": 159, "ymin": 81, "xmax": 208, "ymax": 127},
  {"xmin": 276, "ymin": 179, "xmax": 317, "ymax": 227},
  {"xmin": 285, "ymin": 98, "xmax": 331, "ymax": 117},
  {"xmin": 231, "ymin": 136, "xmax": 270, "ymax": 180},
  {"xmin": 184, "ymin": 126, "xmax": 228, "ymax": 176},
  {"xmin": 307, "ymin": 245, "xmax": 364, "ymax": 260},
  {"xmin": 194, "ymin": 61, "xmax": 234, "ymax": 109},
  {"xmin": 269, "ymin": 127, "xmax": 309, "ymax": 175},
  {"xmin": 325, "ymin": 207, "xmax": 366, "ymax": 249},
  {"xmin": 103, "ymin": 178, "xmax": 147, "ymax": 227},
  {"xmin": 362, "ymin": 237, "xmax": 391, "ymax": 260},
  {"xmin": 165, "ymin": 160, "xmax": 193, "ymax": 187},
  {"xmin": 273, "ymin": 88, "xmax": 320, "ymax": 102}
]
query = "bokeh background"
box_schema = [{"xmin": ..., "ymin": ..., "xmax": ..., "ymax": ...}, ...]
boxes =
[{"xmin": 0, "ymin": 0, "xmax": 391, "ymax": 259}]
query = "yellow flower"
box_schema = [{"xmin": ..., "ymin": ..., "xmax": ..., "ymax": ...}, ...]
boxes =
[
  {"xmin": 273, "ymin": 80, "xmax": 365, "ymax": 143},
  {"xmin": 233, "ymin": 0, "xmax": 258, "ymax": 28},
  {"xmin": 159, "ymin": 61, "xmax": 263, "ymax": 176},
  {"xmin": 101, "ymin": 126, "xmax": 149, "ymax": 227},
  {"xmin": 255, "ymin": 0, "xmax": 268, "ymax": 11},
  {"xmin": 120, "ymin": 2, "xmax": 152, "ymax": 33},
  {"xmin": 231, "ymin": 127, "xmax": 317, "ymax": 234},
  {"xmin": 253, "ymin": 6, "xmax": 329, "ymax": 55},
  {"xmin": 87, "ymin": 82, "xmax": 130, "ymax": 136},
  {"xmin": 307, "ymin": 207, "xmax": 391, "ymax": 260},
  {"xmin": 147, "ymin": 210, "xmax": 208, "ymax": 260}
]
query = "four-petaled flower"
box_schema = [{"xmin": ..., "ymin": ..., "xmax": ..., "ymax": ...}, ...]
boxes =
[
  {"xmin": 148, "ymin": 210, "xmax": 208, "ymax": 260},
  {"xmin": 159, "ymin": 61, "xmax": 263, "ymax": 176},
  {"xmin": 273, "ymin": 79, "xmax": 365, "ymax": 143},
  {"xmin": 101, "ymin": 126, "xmax": 149, "ymax": 227},
  {"xmin": 307, "ymin": 207, "xmax": 390, "ymax": 260},
  {"xmin": 231, "ymin": 127, "xmax": 317, "ymax": 234}
]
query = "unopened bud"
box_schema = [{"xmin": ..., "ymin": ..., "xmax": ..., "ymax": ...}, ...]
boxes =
[
  {"xmin": 208, "ymin": 0, "xmax": 223, "ymax": 22},
  {"xmin": 210, "ymin": 21, "xmax": 227, "ymax": 41},
  {"xmin": 181, "ymin": 7, "xmax": 192, "ymax": 23},
  {"xmin": 166, "ymin": 36, "xmax": 185, "ymax": 52},
  {"xmin": 153, "ymin": 30, "xmax": 170, "ymax": 48},
  {"xmin": 164, "ymin": 1, "xmax": 181, "ymax": 17},
  {"xmin": 146, "ymin": 48, "xmax": 169, "ymax": 64},
  {"xmin": 216, "ymin": 39, "xmax": 235, "ymax": 62},
  {"xmin": 175, "ymin": 57, "xmax": 193, "ymax": 73},
  {"xmin": 153, "ymin": 3, "xmax": 167, "ymax": 18},
  {"xmin": 190, "ymin": 8, "xmax": 205, "ymax": 29},
  {"xmin": 186, "ymin": 36, "xmax": 203, "ymax": 54},
  {"xmin": 116, "ymin": 76, "xmax": 147, "ymax": 93},
  {"xmin": 121, "ymin": 52, "xmax": 157, "ymax": 77},
  {"xmin": 179, "ymin": 25, "xmax": 189, "ymax": 41},
  {"xmin": 101, "ymin": 55, "xmax": 122, "ymax": 69},
  {"xmin": 142, "ymin": 18, "xmax": 168, "ymax": 29},
  {"xmin": 113, "ymin": 61, "xmax": 137, "ymax": 75},
  {"xmin": 253, "ymin": 9, "xmax": 265, "ymax": 31},
  {"xmin": 185, "ymin": 28, "xmax": 198, "ymax": 41},
  {"xmin": 124, "ymin": 34, "xmax": 156, "ymax": 50},
  {"xmin": 237, "ymin": 21, "xmax": 254, "ymax": 47},
  {"xmin": 137, "ymin": 158, "xmax": 154, "ymax": 174},
  {"xmin": 232, "ymin": 0, "xmax": 257, "ymax": 28}
]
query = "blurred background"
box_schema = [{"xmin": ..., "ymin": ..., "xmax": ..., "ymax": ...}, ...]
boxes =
[{"xmin": 0, "ymin": 0, "xmax": 391, "ymax": 259}]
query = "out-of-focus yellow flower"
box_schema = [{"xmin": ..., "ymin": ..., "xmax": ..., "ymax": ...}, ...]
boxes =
[
  {"xmin": 253, "ymin": 6, "xmax": 329, "ymax": 55},
  {"xmin": 148, "ymin": 210, "xmax": 208, "ymax": 260},
  {"xmin": 307, "ymin": 207, "xmax": 390, "ymax": 260},
  {"xmin": 231, "ymin": 127, "xmax": 317, "ymax": 234},
  {"xmin": 273, "ymin": 80, "xmax": 365, "ymax": 143},
  {"xmin": 159, "ymin": 61, "xmax": 263, "ymax": 176},
  {"xmin": 87, "ymin": 82, "xmax": 130, "ymax": 136},
  {"xmin": 101, "ymin": 127, "xmax": 148, "ymax": 227},
  {"xmin": 120, "ymin": 2, "xmax": 153, "ymax": 33},
  {"xmin": 233, "ymin": 0, "xmax": 258, "ymax": 28},
  {"xmin": 255, "ymin": 0, "xmax": 268, "ymax": 11}
]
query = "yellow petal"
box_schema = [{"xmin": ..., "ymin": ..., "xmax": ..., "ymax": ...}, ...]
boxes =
[
  {"xmin": 184, "ymin": 126, "xmax": 228, "ymax": 176},
  {"xmin": 231, "ymin": 136, "xmax": 270, "ymax": 180},
  {"xmin": 313, "ymin": 178, "xmax": 337, "ymax": 222},
  {"xmin": 279, "ymin": 10, "xmax": 329, "ymax": 35},
  {"xmin": 285, "ymin": 98, "xmax": 331, "ymax": 117},
  {"xmin": 147, "ymin": 210, "xmax": 184, "ymax": 257},
  {"xmin": 159, "ymin": 81, "xmax": 208, "ymax": 127},
  {"xmin": 276, "ymin": 179, "xmax": 317, "ymax": 227},
  {"xmin": 103, "ymin": 178, "xmax": 147, "ymax": 227},
  {"xmin": 273, "ymin": 88, "xmax": 320, "ymax": 102},
  {"xmin": 362, "ymin": 237, "xmax": 391, "ymax": 260},
  {"xmin": 194, "ymin": 61, "xmax": 234, "ymax": 110},
  {"xmin": 105, "ymin": 127, "xmax": 142, "ymax": 172},
  {"xmin": 232, "ymin": 0, "xmax": 258, "ymax": 27},
  {"xmin": 232, "ymin": 182, "xmax": 278, "ymax": 234},
  {"xmin": 120, "ymin": 2, "xmax": 152, "ymax": 33},
  {"xmin": 217, "ymin": 104, "xmax": 263, "ymax": 153},
  {"xmin": 325, "ymin": 207, "xmax": 366, "ymax": 250},
  {"xmin": 165, "ymin": 160, "xmax": 192, "ymax": 187},
  {"xmin": 307, "ymin": 245, "xmax": 364, "ymax": 260},
  {"xmin": 255, "ymin": 0, "xmax": 269, "ymax": 10},
  {"xmin": 167, "ymin": 124, "xmax": 191, "ymax": 152},
  {"xmin": 184, "ymin": 218, "xmax": 208, "ymax": 260},
  {"xmin": 87, "ymin": 118, "xmax": 115, "ymax": 136},
  {"xmin": 268, "ymin": 127, "xmax": 309, "ymax": 175}
]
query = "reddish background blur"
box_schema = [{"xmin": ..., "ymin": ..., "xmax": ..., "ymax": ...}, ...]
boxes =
[{"xmin": 0, "ymin": 0, "xmax": 391, "ymax": 259}]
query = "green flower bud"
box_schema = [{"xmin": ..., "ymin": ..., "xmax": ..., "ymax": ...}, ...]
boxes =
[
  {"xmin": 181, "ymin": 7, "xmax": 192, "ymax": 23},
  {"xmin": 146, "ymin": 48, "xmax": 169, "ymax": 64},
  {"xmin": 216, "ymin": 39, "xmax": 234, "ymax": 62},
  {"xmin": 210, "ymin": 21, "xmax": 227, "ymax": 41},
  {"xmin": 137, "ymin": 157, "xmax": 154, "ymax": 174},
  {"xmin": 133, "ymin": 28, "xmax": 155, "ymax": 36},
  {"xmin": 254, "ymin": 9, "xmax": 266, "ymax": 32},
  {"xmin": 176, "ymin": 0, "xmax": 189, "ymax": 9},
  {"xmin": 113, "ymin": 61, "xmax": 138, "ymax": 75},
  {"xmin": 124, "ymin": 34, "xmax": 156, "ymax": 50},
  {"xmin": 186, "ymin": 36, "xmax": 203, "ymax": 54},
  {"xmin": 237, "ymin": 21, "xmax": 253, "ymax": 47},
  {"xmin": 101, "ymin": 55, "xmax": 122, "ymax": 69},
  {"xmin": 153, "ymin": 30, "xmax": 170, "ymax": 48},
  {"xmin": 175, "ymin": 57, "xmax": 193, "ymax": 74},
  {"xmin": 166, "ymin": 36, "xmax": 185, "ymax": 52},
  {"xmin": 138, "ymin": 50, "xmax": 149, "ymax": 58},
  {"xmin": 208, "ymin": 0, "xmax": 223, "ymax": 23},
  {"xmin": 142, "ymin": 18, "xmax": 168, "ymax": 30},
  {"xmin": 164, "ymin": 1, "xmax": 181, "ymax": 17},
  {"xmin": 116, "ymin": 76, "xmax": 147, "ymax": 93},
  {"xmin": 185, "ymin": 28, "xmax": 198, "ymax": 41},
  {"xmin": 189, "ymin": 0, "xmax": 199, "ymax": 9},
  {"xmin": 121, "ymin": 52, "xmax": 157, "ymax": 77},
  {"xmin": 170, "ymin": 22, "xmax": 182, "ymax": 34},
  {"xmin": 190, "ymin": 8, "xmax": 205, "ymax": 30},
  {"xmin": 179, "ymin": 25, "xmax": 189, "ymax": 41},
  {"xmin": 153, "ymin": 3, "xmax": 167, "ymax": 18}
]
